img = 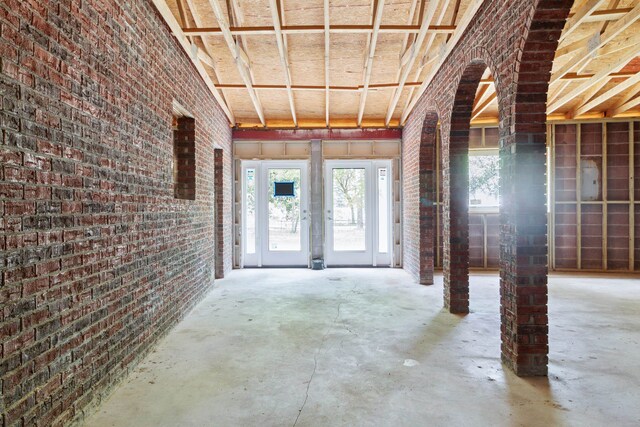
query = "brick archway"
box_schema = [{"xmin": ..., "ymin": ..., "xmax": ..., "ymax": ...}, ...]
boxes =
[
  {"xmin": 419, "ymin": 111, "xmax": 440, "ymax": 285},
  {"xmin": 442, "ymin": 60, "xmax": 491, "ymax": 314},
  {"xmin": 498, "ymin": 0, "xmax": 576, "ymax": 377},
  {"xmin": 402, "ymin": 0, "xmax": 576, "ymax": 376}
]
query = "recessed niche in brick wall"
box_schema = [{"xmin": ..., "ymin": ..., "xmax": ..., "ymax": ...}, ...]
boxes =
[{"xmin": 173, "ymin": 116, "xmax": 196, "ymax": 200}]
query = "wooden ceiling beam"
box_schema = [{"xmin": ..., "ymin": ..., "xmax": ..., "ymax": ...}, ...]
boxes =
[
  {"xmin": 268, "ymin": 0, "xmax": 298, "ymax": 126},
  {"xmin": 215, "ymin": 82, "xmax": 424, "ymax": 91},
  {"xmin": 357, "ymin": 0, "xmax": 386, "ymax": 126},
  {"xmin": 471, "ymin": 92, "xmax": 497, "ymax": 121},
  {"xmin": 402, "ymin": 0, "xmax": 485, "ymax": 124},
  {"xmin": 573, "ymin": 71, "xmax": 640, "ymax": 117},
  {"xmin": 324, "ymin": 0, "xmax": 330, "ymax": 127},
  {"xmin": 607, "ymin": 83, "xmax": 640, "ymax": 117},
  {"xmin": 560, "ymin": 0, "xmax": 608, "ymax": 42},
  {"xmin": 548, "ymin": 41, "xmax": 640, "ymax": 113},
  {"xmin": 549, "ymin": 0, "xmax": 627, "ymax": 107},
  {"xmin": 385, "ymin": 0, "xmax": 420, "ymax": 127},
  {"xmin": 384, "ymin": 0, "xmax": 442, "ymax": 125},
  {"xmin": 206, "ymin": 0, "xmax": 265, "ymax": 126},
  {"xmin": 150, "ymin": 0, "xmax": 234, "ymax": 123},
  {"xmin": 550, "ymin": 2, "xmax": 640, "ymax": 84},
  {"xmin": 181, "ymin": 0, "xmax": 231, "ymax": 108},
  {"xmin": 576, "ymin": 7, "xmax": 634, "ymax": 22},
  {"xmin": 182, "ymin": 24, "xmax": 456, "ymax": 36},
  {"xmin": 472, "ymin": 83, "xmax": 491, "ymax": 111}
]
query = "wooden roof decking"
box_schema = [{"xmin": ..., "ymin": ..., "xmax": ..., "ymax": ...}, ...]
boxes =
[{"xmin": 156, "ymin": 0, "xmax": 640, "ymax": 128}]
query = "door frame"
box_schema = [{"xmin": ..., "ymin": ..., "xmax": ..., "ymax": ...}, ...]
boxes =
[
  {"xmin": 241, "ymin": 160, "xmax": 310, "ymax": 267},
  {"xmin": 324, "ymin": 159, "xmax": 393, "ymax": 266}
]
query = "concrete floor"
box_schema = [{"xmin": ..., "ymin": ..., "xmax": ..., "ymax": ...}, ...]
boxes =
[{"xmin": 84, "ymin": 269, "xmax": 640, "ymax": 427}]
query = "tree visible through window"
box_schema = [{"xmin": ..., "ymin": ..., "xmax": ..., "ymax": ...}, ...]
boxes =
[{"xmin": 469, "ymin": 154, "xmax": 499, "ymax": 208}]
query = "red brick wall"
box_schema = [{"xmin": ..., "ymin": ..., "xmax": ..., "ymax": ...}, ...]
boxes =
[
  {"xmin": 402, "ymin": 0, "xmax": 574, "ymax": 376},
  {"xmin": 0, "ymin": 0, "xmax": 232, "ymax": 424}
]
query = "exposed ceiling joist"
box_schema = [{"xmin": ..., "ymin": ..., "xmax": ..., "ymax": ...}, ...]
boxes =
[
  {"xmin": 550, "ymin": 2, "xmax": 640, "ymax": 84},
  {"xmin": 324, "ymin": 0, "xmax": 330, "ymax": 127},
  {"xmin": 549, "ymin": 0, "xmax": 627, "ymax": 107},
  {"xmin": 214, "ymin": 82, "xmax": 423, "ymax": 91},
  {"xmin": 402, "ymin": 0, "xmax": 485, "ymax": 124},
  {"xmin": 548, "ymin": 43, "xmax": 640, "ymax": 113},
  {"xmin": 397, "ymin": 0, "xmax": 453, "ymax": 125},
  {"xmin": 268, "ymin": 0, "xmax": 298, "ymax": 126},
  {"xmin": 560, "ymin": 0, "xmax": 608, "ymax": 42},
  {"xmin": 574, "ymin": 71, "xmax": 640, "ymax": 117},
  {"xmin": 207, "ymin": 0, "xmax": 265, "ymax": 125},
  {"xmin": 579, "ymin": 7, "xmax": 634, "ymax": 22},
  {"xmin": 607, "ymin": 86, "xmax": 640, "ymax": 117},
  {"xmin": 473, "ymin": 83, "xmax": 490, "ymax": 111},
  {"xmin": 151, "ymin": 0, "xmax": 234, "ymax": 123},
  {"xmin": 471, "ymin": 92, "xmax": 497, "ymax": 121},
  {"xmin": 182, "ymin": 24, "xmax": 456, "ymax": 37},
  {"xmin": 357, "ymin": 0, "xmax": 386, "ymax": 126},
  {"xmin": 384, "ymin": 0, "xmax": 442, "ymax": 125}
]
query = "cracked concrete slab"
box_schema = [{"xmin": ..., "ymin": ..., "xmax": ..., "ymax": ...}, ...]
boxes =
[{"xmin": 83, "ymin": 269, "xmax": 640, "ymax": 427}]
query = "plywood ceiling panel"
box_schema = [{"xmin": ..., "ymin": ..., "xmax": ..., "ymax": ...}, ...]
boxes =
[{"xmin": 161, "ymin": 0, "xmax": 640, "ymax": 128}]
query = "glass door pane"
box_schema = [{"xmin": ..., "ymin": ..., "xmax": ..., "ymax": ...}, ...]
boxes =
[
  {"xmin": 245, "ymin": 168, "xmax": 257, "ymax": 255},
  {"xmin": 332, "ymin": 168, "xmax": 366, "ymax": 251},
  {"xmin": 268, "ymin": 168, "xmax": 301, "ymax": 251},
  {"xmin": 378, "ymin": 167, "xmax": 389, "ymax": 253}
]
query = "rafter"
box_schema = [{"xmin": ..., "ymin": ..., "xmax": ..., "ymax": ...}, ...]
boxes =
[
  {"xmin": 549, "ymin": 0, "xmax": 627, "ymax": 107},
  {"xmin": 388, "ymin": 0, "xmax": 420, "ymax": 118},
  {"xmin": 473, "ymin": 83, "xmax": 490, "ymax": 111},
  {"xmin": 384, "ymin": 0, "xmax": 442, "ymax": 125},
  {"xmin": 560, "ymin": 0, "xmax": 608, "ymax": 42},
  {"xmin": 324, "ymin": 0, "xmax": 330, "ymax": 127},
  {"xmin": 577, "ymin": 7, "xmax": 634, "ymax": 22},
  {"xmin": 607, "ymin": 86, "xmax": 640, "ymax": 117},
  {"xmin": 176, "ymin": 0, "xmax": 189, "ymax": 28},
  {"xmin": 150, "ymin": 0, "xmax": 233, "ymax": 123},
  {"xmin": 357, "ymin": 0, "xmax": 386, "ymax": 126},
  {"xmin": 206, "ymin": 0, "xmax": 265, "ymax": 125},
  {"xmin": 181, "ymin": 0, "xmax": 230, "ymax": 110},
  {"xmin": 548, "ymin": 44, "xmax": 640, "ymax": 113},
  {"xmin": 471, "ymin": 92, "xmax": 497, "ymax": 121},
  {"xmin": 606, "ymin": 80, "xmax": 640, "ymax": 113},
  {"xmin": 568, "ymin": 76, "xmax": 611, "ymax": 117},
  {"xmin": 573, "ymin": 71, "xmax": 640, "ymax": 117},
  {"xmin": 550, "ymin": 2, "xmax": 640, "ymax": 85},
  {"xmin": 395, "ymin": 0, "xmax": 453, "ymax": 126},
  {"xmin": 402, "ymin": 0, "xmax": 485, "ymax": 124},
  {"xmin": 268, "ymin": 0, "xmax": 297, "ymax": 126}
]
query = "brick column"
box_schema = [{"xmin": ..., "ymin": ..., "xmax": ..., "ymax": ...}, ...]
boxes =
[
  {"xmin": 443, "ymin": 62, "xmax": 487, "ymax": 313},
  {"xmin": 499, "ymin": 133, "xmax": 549, "ymax": 376},
  {"xmin": 214, "ymin": 148, "xmax": 225, "ymax": 278},
  {"xmin": 498, "ymin": 0, "xmax": 573, "ymax": 377},
  {"xmin": 443, "ymin": 123, "xmax": 470, "ymax": 313}
]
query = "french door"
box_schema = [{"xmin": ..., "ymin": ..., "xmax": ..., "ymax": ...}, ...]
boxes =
[
  {"xmin": 325, "ymin": 160, "xmax": 392, "ymax": 266},
  {"xmin": 242, "ymin": 161, "xmax": 309, "ymax": 267}
]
